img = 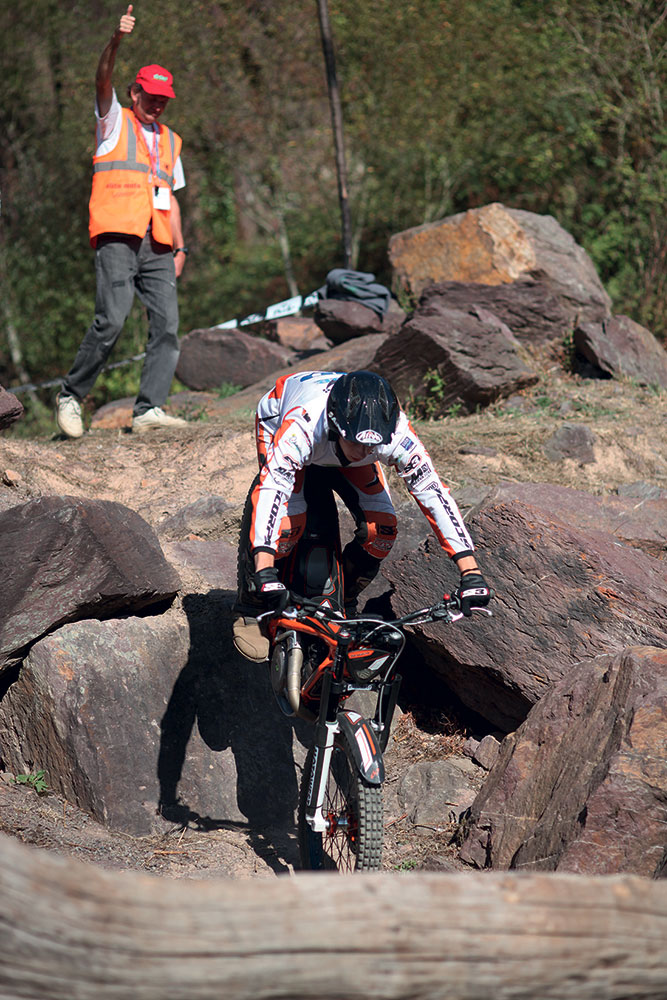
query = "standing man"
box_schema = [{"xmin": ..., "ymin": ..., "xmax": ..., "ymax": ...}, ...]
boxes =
[{"xmin": 56, "ymin": 4, "xmax": 189, "ymax": 437}]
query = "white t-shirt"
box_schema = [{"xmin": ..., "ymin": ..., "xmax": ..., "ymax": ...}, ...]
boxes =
[{"xmin": 95, "ymin": 89, "xmax": 185, "ymax": 191}]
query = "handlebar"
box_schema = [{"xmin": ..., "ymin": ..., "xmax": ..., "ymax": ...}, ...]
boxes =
[{"xmin": 259, "ymin": 594, "xmax": 492, "ymax": 633}]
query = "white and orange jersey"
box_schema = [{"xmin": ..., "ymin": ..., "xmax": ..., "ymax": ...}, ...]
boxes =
[{"xmin": 251, "ymin": 371, "xmax": 475, "ymax": 559}]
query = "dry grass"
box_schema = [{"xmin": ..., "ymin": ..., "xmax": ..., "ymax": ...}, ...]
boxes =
[
  {"xmin": 392, "ymin": 709, "xmax": 467, "ymax": 763},
  {"xmin": 412, "ymin": 370, "xmax": 667, "ymax": 496}
]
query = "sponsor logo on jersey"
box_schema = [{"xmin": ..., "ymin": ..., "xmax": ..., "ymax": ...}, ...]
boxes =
[
  {"xmin": 355, "ymin": 429, "xmax": 383, "ymax": 445},
  {"xmin": 403, "ymin": 453, "xmax": 423, "ymax": 474},
  {"xmin": 285, "ymin": 432, "xmax": 308, "ymax": 463},
  {"xmin": 425, "ymin": 482, "xmax": 471, "ymax": 545},
  {"xmin": 299, "ymin": 372, "xmax": 339, "ymax": 395},
  {"xmin": 264, "ymin": 490, "xmax": 285, "ymax": 545},
  {"xmin": 271, "ymin": 466, "xmax": 294, "ymax": 488},
  {"xmin": 400, "ymin": 436, "xmax": 416, "ymax": 452},
  {"xmin": 406, "ymin": 462, "xmax": 432, "ymax": 488}
]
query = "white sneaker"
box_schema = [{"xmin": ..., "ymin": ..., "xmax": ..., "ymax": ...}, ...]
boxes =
[
  {"xmin": 132, "ymin": 406, "xmax": 188, "ymax": 433},
  {"xmin": 56, "ymin": 393, "xmax": 84, "ymax": 439}
]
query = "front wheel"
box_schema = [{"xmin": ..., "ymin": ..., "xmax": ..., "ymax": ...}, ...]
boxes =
[{"xmin": 298, "ymin": 733, "xmax": 383, "ymax": 872}]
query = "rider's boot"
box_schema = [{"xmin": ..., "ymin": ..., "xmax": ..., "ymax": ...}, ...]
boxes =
[
  {"xmin": 342, "ymin": 541, "xmax": 382, "ymax": 617},
  {"xmin": 232, "ymin": 611, "xmax": 269, "ymax": 662},
  {"xmin": 232, "ymin": 544, "xmax": 270, "ymax": 662}
]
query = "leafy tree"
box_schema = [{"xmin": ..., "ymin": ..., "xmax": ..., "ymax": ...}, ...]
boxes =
[
  {"xmin": 334, "ymin": 0, "xmax": 667, "ymax": 337},
  {"xmin": 554, "ymin": 0, "xmax": 667, "ymax": 338},
  {"xmin": 1, "ymin": 0, "xmax": 665, "ymax": 423}
]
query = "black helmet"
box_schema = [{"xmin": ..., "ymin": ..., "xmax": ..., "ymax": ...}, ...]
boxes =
[{"xmin": 327, "ymin": 370, "xmax": 399, "ymax": 446}]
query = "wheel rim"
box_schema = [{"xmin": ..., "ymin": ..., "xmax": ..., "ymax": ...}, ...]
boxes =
[
  {"xmin": 321, "ymin": 746, "xmax": 359, "ymax": 872},
  {"xmin": 299, "ymin": 738, "xmax": 383, "ymax": 873}
]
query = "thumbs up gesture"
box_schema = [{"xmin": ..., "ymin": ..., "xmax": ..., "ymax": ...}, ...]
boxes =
[{"xmin": 119, "ymin": 4, "xmax": 135, "ymax": 35}]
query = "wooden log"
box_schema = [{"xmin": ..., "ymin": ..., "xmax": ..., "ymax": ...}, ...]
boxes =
[{"xmin": 0, "ymin": 831, "xmax": 665, "ymax": 1000}]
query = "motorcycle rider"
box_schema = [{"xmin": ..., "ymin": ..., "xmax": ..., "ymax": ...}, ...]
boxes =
[{"xmin": 233, "ymin": 369, "xmax": 491, "ymax": 661}]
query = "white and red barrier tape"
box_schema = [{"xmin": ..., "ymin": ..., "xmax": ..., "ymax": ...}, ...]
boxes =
[{"xmin": 7, "ymin": 291, "xmax": 319, "ymax": 395}]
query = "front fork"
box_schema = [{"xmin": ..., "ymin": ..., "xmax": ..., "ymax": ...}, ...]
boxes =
[
  {"xmin": 304, "ymin": 661, "xmax": 388, "ymax": 834},
  {"xmin": 305, "ymin": 670, "xmax": 339, "ymax": 833}
]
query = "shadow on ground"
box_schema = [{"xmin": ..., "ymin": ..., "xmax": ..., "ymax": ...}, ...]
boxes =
[{"xmin": 157, "ymin": 591, "xmax": 312, "ymax": 873}]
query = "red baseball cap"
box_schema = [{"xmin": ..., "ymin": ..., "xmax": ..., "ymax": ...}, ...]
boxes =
[{"xmin": 135, "ymin": 64, "xmax": 175, "ymax": 98}]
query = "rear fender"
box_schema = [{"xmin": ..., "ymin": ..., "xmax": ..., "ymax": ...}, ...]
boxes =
[{"xmin": 337, "ymin": 710, "xmax": 384, "ymax": 785}]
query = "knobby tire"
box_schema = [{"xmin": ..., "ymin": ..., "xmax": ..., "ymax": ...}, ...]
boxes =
[
  {"xmin": 298, "ymin": 733, "xmax": 383, "ymax": 872},
  {"xmin": 236, "ymin": 474, "xmax": 260, "ymax": 596}
]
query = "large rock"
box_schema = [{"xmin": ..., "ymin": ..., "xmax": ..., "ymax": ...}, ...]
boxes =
[
  {"xmin": 394, "ymin": 756, "xmax": 483, "ymax": 826},
  {"xmin": 372, "ymin": 303, "xmax": 538, "ymax": 415},
  {"xmin": 0, "ymin": 602, "xmax": 309, "ymax": 836},
  {"xmin": 619, "ymin": 481, "xmax": 667, "ymax": 501},
  {"xmin": 0, "ymin": 496, "xmax": 181, "ymax": 673},
  {"xmin": 389, "ymin": 203, "xmax": 612, "ymax": 327},
  {"xmin": 0, "ymin": 386, "xmax": 23, "ymax": 429},
  {"xmin": 458, "ymin": 646, "xmax": 667, "ymax": 877},
  {"xmin": 418, "ymin": 278, "xmax": 573, "ymax": 344},
  {"xmin": 486, "ymin": 482, "xmax": 667, "ymax": 561},
  {"xmin": 211, "ymin": 333, "xmax": 392, "ymax": 419},
  {"xmin": 157, "ymin": 494, "xmax": 240, "ymax": 541},
  {"xmin": 161, "ymin": 538, "xmax": 238, "ymax": 592},
  {"xmin": 263, "ymin": 316, "xmax": 329, "ymax": 352},
  {"xmin": 176, "ymin": 327, "xmax": 295, "ymax": 390},
  {"xmin": 382, "ymin": 483, "xmax": 667, "ymax": 730},
  {"xmin": 314, "ymin": 298, "xmax": 406, "ymax": 345},
  {"xmin": 313, "ymin": 299, "xmax": 383, "ymax": 343},
  {"xmin": 574, "ymin": 315, "xmax": 667, "ymax": 387}
]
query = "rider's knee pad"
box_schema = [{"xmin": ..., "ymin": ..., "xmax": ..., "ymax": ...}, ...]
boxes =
[{"xmin": 354, "ymin": 511, "xmax": 397, "ymax": 561}]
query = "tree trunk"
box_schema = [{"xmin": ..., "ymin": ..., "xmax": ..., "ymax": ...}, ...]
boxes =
[
  {"xmin": 0, "ymin": 274, "xmax": 40, "ymax": 406},
  {"xmin": 316, "ymin": 0, "xmax": 352, "ymax": 268},
  {"xmin": 275, "ymin": 204, "xmax": 300, "ymax": 300},
  {"xmin": 0, "ymin": 832, "xmax": 665, "ymax": 999}
]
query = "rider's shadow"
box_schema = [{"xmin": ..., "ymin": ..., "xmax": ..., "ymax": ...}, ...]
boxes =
[{"xmin": 157, "ymin": 591, "xmax": 311, "ymax": 873}]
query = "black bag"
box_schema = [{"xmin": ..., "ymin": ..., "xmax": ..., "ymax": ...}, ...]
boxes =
[{"xmin": 316, "ymin": 268, "xmax": 391, "ymax": 317}]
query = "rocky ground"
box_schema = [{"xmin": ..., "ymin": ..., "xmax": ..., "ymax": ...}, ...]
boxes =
[
  {"xmin": 0, "ymin": 707, "xmax": 471, "ymax": 878},
  {"xmin": 1, "ymin": 365, "xmax": 666, "ymax": 878}
]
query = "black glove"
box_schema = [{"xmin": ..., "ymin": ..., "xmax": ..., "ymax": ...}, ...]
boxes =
[
  {"xmin": 253, "ymin": 567, "xmax": 289, "ymax": 614},
  {"xmin": 454, "ymin": 572, "xmax": 491, "ymax": 617}
]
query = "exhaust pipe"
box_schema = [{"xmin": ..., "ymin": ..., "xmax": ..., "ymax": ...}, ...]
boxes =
[{"xmin": 286, "ymin": 642, "xmax": 316, "ymax": 722}]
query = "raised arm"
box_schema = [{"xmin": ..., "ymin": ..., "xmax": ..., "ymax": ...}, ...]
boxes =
[{"xmin": 96, "ymin": 4, "xmax": 135, "ymax": 118}]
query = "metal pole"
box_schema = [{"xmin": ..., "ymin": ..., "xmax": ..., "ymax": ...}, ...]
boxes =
[{"xmin": 316, "ymin": 0, "xmax": 352, "ymax": 268}]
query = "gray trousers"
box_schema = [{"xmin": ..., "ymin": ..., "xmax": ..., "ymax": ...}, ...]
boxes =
[{"xmin": 63, "ymin": 232, "xmax": 180, "ymax": 417}]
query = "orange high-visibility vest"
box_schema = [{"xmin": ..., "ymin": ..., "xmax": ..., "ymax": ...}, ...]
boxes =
[{"xmin": 88, "ymin": 108, "xmax": 182, "ymax": 247}]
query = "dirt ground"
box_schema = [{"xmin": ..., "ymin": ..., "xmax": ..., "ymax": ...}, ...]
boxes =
[{"xmin": 1, "ymin": 365, "xmax": 666, "ymax": 877}]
